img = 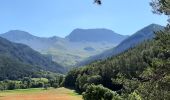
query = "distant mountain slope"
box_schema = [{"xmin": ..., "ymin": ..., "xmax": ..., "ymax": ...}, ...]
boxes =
[
  {"xmin": 78, "ymin": 24, "xmax": 164, "ymax": 66},
  {"xmin": 0, "ymin": 30, "xmax": 64, "ymax": 51},
  {"xmin": 0, "ymin": 29, "xmax": 126, "ymax": 67},
  {"xmin": 66, "ymin": 28, "xmax": 128, "ymax": 44},
  {"xmin": 0, "ymin": 30, "xmax": 35, "ymax": 41},
  {"xmin": 0, "ymin": 54, "xmax": 37, "ymax": 80},
  {"xmin": 0, "ymin": 37, "xmax": 65, "ymax": 73}
]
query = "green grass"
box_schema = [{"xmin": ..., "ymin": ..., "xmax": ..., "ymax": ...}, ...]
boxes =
[
  {"xmin": 0, "ymin": 87, "xmax": 80, "ymax": 95},
  {"xmin": 0, "ymin": 88, "xmax": 44, "ymax": 96},
  {"xmin": 31, "ymin": 78, "xmax": 48, "ymax": 83}
]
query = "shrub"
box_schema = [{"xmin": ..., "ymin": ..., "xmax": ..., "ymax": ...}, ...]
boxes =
[
  {"xmin": 83, "ymin": 84, "xmax": 122, "ymax": 100},
  {"xmin": 128, "ymin": 92, "xmax": 142, "ymax": 100}
]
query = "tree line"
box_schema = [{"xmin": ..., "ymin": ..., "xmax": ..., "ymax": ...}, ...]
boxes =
[{"xmin": 0, "ymin": 72, "xmax": 64, "ymax": 91}]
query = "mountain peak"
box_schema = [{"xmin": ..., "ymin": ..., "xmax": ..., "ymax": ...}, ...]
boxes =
[
  {"xmin": 70, "ymin": 28, "xmax": 119, "ymax": 36},
  {"xmin": 5, "ymin": 30, "xmax": 32, "ymax": 36},
  {"xmin": 66, "ymin": 28, "xmax": 128, "ymax": 44},
  {"xmin": 143, "ymin": 23, "xmax": 164, "ymax": 31},
  {"xmin": 149, "ymin": 23, "xmax": 163, "ymax": 27},
  {"xmin": 0, "ymin": 30, "xmax": 35, "ymax": 41}
]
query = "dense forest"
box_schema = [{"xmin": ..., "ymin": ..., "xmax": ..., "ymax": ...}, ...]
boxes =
[{"xmin": 64, "ymin": 26, "xmax": 170, "ymax": 99}]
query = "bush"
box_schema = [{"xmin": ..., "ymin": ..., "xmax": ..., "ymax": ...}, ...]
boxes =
[
  {"xmin": 7, "ymin": 81, "xmax": 16, "ymax": 90},
  {"xmin": 83, "ymin": 84, "xmax": 122, "ymax": 100},
  {"xmin": 87, "ymin": 75, "xmax": 102, "ymax": 85},
  {"xmin": 128, "ymin": 92, "xmax": 142, "ymax": 100}
]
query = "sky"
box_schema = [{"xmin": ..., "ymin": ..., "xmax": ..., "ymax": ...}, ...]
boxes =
[{"xmin": 0, "ymin": 0, "xmax": 168, "ymax": 37}]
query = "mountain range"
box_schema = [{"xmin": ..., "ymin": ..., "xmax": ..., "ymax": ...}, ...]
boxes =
[
  {"xmin": 0, "ymin": 24, "xmax": 164, "ymax": 68},
  {"xmin": 0, "ymin": 29, "xmax": 128, "ymax": 67}
]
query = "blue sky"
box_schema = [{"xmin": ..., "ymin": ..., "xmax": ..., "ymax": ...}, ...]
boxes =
[{"xmin": 0, "ymin": 0, "xmax": 167, "ymax": 37}]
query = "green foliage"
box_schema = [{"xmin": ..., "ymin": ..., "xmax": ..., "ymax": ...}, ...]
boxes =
[
  {"xmin": 64, "ymin": 69, "xmax": 80, "ymax": 88},
  {"xmin": 150, "ymin": 0, "xmax": 170, "ymax": 15},
  {"xmin": 127, "ymin": 91, "xmax": 142, "ymax": 100},
  {"xmin": 83, "ymin": 84, "xmax": 122, "ymax": 100},
  {"xmin": 76, "ymin": 74, "xmax": 88, "ymax": 92},
  {"xmin": 135, "ymin": 27, "xmax": 170, "ymax": 100},
  {"xmin": 0, "ymin": 73, "xmax": 65, "ymax": 90},
  {"xmin": 87, "ymin": 75, "xmax": 102, "ymax": 84}
]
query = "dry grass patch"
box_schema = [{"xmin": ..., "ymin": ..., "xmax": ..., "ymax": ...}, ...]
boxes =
[{"xmin": 0, "ymin": 87, "xmax": 82, "ymax": 100}]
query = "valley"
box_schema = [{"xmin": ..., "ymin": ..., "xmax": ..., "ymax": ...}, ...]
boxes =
[
  {"xmin": 0, "ymin": 24, "xmax": 168, "ymax": 100},
  {"xmin": 0, "ymin": 0, "xmax": 169, "ymax": 100}
]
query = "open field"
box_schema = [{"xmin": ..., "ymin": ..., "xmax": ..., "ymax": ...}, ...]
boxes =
[{"xmin": 0, "ymin": 87, "xmax": 82, "ymax": 100}]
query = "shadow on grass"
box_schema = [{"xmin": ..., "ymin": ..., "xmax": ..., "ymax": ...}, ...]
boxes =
[
  {"xmin": 0, "ymin": 96, "xmax": 4, "ymax": 97},
  {"xmin": 64, "ymin": 87, "xmax": 82, "ymax": 95}
]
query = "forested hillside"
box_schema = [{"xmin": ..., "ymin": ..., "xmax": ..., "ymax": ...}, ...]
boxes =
[
  {"xmin": 0, "ymin": 37, "xmax": 65, "ymax": 80},
  {"xmin": 64, "ymin": 26, "xmax": 170, "ymax": 100}
]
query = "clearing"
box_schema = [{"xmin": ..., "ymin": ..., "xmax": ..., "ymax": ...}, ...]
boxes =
[{"xmin": 0, "ymin": 87, "xmax": 82, "ymax": 100}]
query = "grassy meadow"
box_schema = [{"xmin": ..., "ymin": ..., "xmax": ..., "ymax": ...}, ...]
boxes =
[{"xmin": 0, "ymin": 87, "xmax": 82, "ymax": 100}]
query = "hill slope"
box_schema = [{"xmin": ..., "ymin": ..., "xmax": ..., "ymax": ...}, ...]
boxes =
[
  {"xmin": 78, "ymin": 24, "xmax": 164, "ymax": 66},
  {"xmin": 0, "ymin": 30, "xmax": 64, "ymax": 51},
  {"xmin": 0, "ymin": 37, "xmax": 65, "ymax": 80}
]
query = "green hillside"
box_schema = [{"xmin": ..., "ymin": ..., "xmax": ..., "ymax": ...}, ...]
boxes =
[
  {"xmin": 64, "ymin": 27, "xmax": 170, "ymax": 100},
  {"xmin": 0, "ymin": 37, "xmax": 65, "ymax": 80}
]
